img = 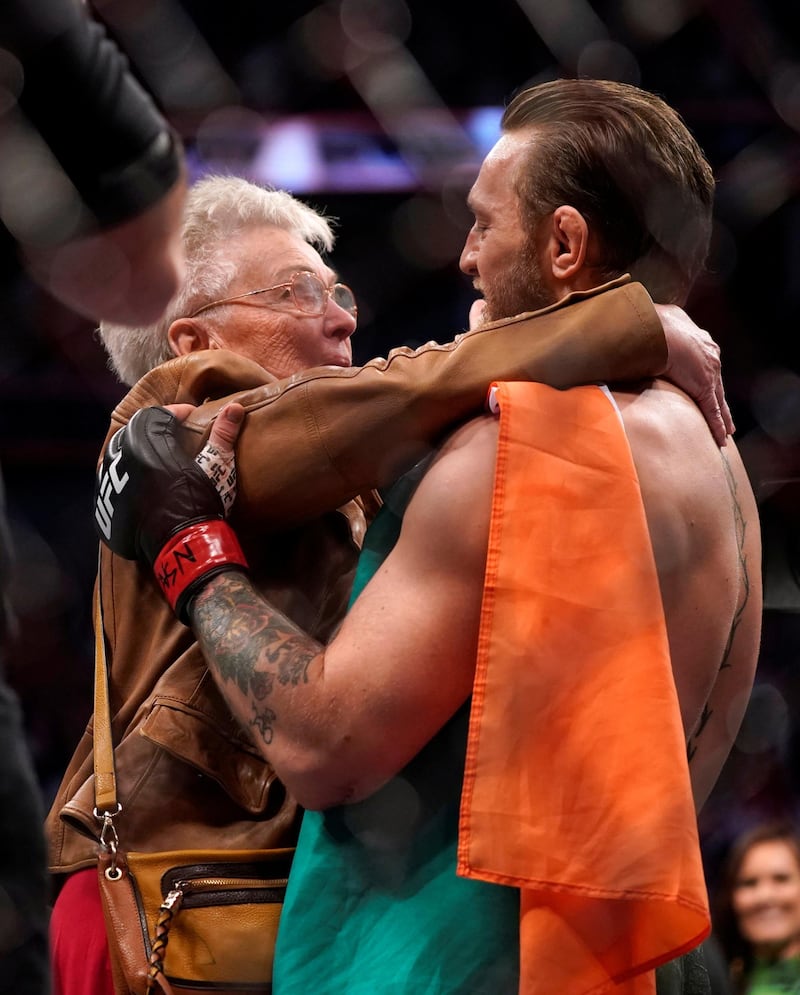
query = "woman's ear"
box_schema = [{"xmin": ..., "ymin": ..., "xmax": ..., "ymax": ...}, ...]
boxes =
[
  {"xmin": 167, "ymin": 318, "xmax": 214, "ymax": 358},
  {"xmin": 544, "ymin": 206, "xmax": 589, "ymax": 282}
]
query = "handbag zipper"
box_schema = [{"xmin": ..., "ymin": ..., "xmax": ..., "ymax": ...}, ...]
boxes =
[
  {"xmin": 162, "ymin": 875, "xmax": 289, "ymax": 912},
  {"xmin": 174, "ymin": 876, "xmax": 288, "ymax": 892}
]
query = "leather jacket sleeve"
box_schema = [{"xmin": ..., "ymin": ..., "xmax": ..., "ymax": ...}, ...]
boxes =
[{"xmin": 113, "ymin": 278, "xmax": 664, "ymax": 534}]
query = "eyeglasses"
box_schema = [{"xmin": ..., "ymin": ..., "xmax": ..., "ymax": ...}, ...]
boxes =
[{"xmin": 188, "ymin": 271, "xmax": 358, "ymax": 319}]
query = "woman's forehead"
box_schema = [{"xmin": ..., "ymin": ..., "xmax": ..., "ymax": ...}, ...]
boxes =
[{"xmin": 230, "ymin": 225, "xmax": 335, "ymax": 283}]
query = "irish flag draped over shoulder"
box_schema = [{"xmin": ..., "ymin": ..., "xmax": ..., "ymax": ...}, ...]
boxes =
[{"xmin": 457, "ymin": 381, "xmax": 710, "ymax": 994}]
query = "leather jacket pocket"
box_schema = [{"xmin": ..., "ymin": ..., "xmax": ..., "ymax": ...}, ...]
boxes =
[{"xmin": 141, "ymin": 696, "xmax": 276, "ymax": 814}]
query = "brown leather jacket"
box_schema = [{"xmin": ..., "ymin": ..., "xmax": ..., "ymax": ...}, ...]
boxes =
[{"xmin": 46, "ymin": 278, "xmax": 665, "ymax": 879}]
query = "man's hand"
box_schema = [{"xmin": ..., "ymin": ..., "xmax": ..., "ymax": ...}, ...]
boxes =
[
  {"xmin": 190, "ymin": 405, "xmax": 242, "ymax": 514},
  {"xmin": 94, "ymin": 403, "xmax": 247, "ymax": 622},
  {"xmin": 656, "ymin": 304, "xmax": 734, "ymax": 446}
]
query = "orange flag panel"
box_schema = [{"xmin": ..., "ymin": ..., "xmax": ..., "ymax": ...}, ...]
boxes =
[{"xmin": 458, "ymin": 381, "xmax": 709, "ymax": 994}]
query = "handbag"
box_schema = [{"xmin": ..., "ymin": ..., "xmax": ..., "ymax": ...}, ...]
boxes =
[{"xmin": 91, "ymin": 569, "xmax": 294, "ymax": 995}]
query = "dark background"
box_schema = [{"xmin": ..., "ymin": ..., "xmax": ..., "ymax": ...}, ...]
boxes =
[{"xmin": 2, "ymin": 0, "xmax": 800, "ymax": 899}]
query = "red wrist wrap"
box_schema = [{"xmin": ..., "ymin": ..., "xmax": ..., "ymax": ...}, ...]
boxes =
[{"xmin": 154, "ymin": 521, "xmax": 248, "ymax": 614}]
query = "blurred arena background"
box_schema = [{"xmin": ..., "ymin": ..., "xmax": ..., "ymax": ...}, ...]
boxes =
[{"xmin": 2, "ymin": 0, "xmax": 800, "ymax": 891}]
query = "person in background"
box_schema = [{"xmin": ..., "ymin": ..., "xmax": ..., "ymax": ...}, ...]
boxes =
[
  {"xmin": 0, "ymin": 470, "xmax": 50, "ymax": 995},
  {"xmin": 714, "ymin": 822, "xmax": 800, "ymax": 994}
]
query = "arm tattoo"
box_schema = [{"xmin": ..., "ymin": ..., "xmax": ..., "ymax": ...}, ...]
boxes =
[{"xmin": 191, "ymin": 572, "xmax": 322, "ymax": 747}]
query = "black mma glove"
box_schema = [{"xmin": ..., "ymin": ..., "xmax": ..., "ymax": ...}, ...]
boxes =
[{"xmin": 94, "ymin": 406, "xmax": 247, "ymax": 623}]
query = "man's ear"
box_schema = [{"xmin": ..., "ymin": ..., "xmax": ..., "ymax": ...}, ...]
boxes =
[
  {"xmin": 544, "ymin": 206, "xmax": 589, "ymax": 283},
  {"xmin": 167, "ymin": 318, "xmax": 215, "ymax": 358}
]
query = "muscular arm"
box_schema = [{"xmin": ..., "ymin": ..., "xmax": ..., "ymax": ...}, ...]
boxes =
[{"xmin": 190, "ymin": 416, "xmax": 498, "ymax": 810}]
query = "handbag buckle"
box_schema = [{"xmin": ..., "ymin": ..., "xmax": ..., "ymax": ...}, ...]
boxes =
[{"xmin": 93, "ymin": 802, "xmax": 123, "ymax": 879}]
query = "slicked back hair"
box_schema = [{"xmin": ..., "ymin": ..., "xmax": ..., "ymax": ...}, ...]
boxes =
[{"xmin": 501, "ymin": 78, "xmax": 715, "ymax": 304}]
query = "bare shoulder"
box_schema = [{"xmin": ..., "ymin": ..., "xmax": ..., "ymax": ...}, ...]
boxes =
[
  {"xmin": 612, "ymin": 379, "xmax": 757, "ymax": 572},
  {"xmin": 410, "ymin": 413, "xmax": 499, "ymax": 506},
  {"xmin": 400, "ymin": 413, "xmax": 499, "ymax": 565},
  {"xmin": 433, "ymin": 411, "xmax": 500, "ymax": 461}
]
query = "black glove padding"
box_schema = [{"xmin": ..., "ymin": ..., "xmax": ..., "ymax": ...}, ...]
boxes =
[
  {"xmin": 94, "ymin": 406, "xmax": 247, "ymax": 622},
  {"xmin": 94, "ymin": 405, "xmax": 223, "ymax": 564}
]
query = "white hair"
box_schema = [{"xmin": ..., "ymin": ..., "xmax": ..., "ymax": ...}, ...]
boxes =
[{"xmin": 99, "ymin": 175, "xmax": 337, "ymax": 385}]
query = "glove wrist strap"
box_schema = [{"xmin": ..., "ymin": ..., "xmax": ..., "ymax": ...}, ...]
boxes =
[{"xmin": 154, "ymin": 521, "xmax": 248, "ymax": 617}]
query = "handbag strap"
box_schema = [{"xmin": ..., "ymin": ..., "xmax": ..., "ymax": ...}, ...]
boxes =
[
  {"xmin": 92, "ymin": 552, "xmax": 121, "ymax": 837},
  {"xmin": 92, "ymin": 553, "xmax": 177, "ymax": 994}
]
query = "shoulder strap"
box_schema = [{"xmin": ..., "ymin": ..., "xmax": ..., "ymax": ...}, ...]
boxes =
[{"xmin": 92, "ymin": 552, "xmax": 119, "ymax": 814}]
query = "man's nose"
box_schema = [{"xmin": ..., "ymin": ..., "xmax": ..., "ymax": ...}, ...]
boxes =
[{"xmin": 459, "ymin": 232, "xmax": 478, "ymax": 276}]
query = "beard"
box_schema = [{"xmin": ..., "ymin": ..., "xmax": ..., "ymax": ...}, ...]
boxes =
[{"xmin": 480, "ymin": 236, "xmax": 554, "ymax": 324}]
